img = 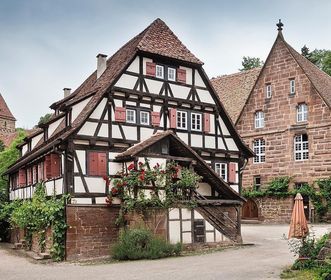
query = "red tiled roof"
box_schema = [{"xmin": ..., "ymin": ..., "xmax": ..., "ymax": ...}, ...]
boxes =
[
  {"xmin": 210, "ymin": 68, "xmax": 261, "ymax": 123},
  {"xmin": 0, "ymin": 94, "xmax": 16, "ymax": 121}
]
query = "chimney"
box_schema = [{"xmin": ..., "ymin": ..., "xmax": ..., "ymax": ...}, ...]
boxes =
[
  {"xmin": 63, "ymin": 88, "xmax": 71, "ymax": 98},
  {"xmin": 96, "ymin": 53, "xmax": 107, "ymax": 79}
]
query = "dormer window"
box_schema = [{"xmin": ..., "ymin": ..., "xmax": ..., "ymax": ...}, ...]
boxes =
[
  {"xmin": 255, "ymin": 111, "xmax": 264, "ymax": 128},
  {"xmin": 156, "ymin": 65, "xmax": 164, "ymax": 79},
  {"xmin": 290, "ymin": 79, "xmax": 295, "ymax": 95},
  {"xmin": 266, "ymin": 84, "xmax": 272, "ymax": 99},
  {"xmin": 168, "ymin": 68, "xmax": 176, "ymax": 81}
]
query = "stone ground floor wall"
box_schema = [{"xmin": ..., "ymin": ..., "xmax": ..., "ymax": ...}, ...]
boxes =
[{"xmin": 65, "ymin": 205, "xmax": 120, "ymax": 261}]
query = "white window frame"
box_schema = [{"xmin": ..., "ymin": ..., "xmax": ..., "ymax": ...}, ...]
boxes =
[
  {"xmin": 253, "ymin": 139, "xmax": 265, "ymax": 164},
  {"xmin": 266, "ymin": 84, "xmax": 272, "ymax": 98},
  {"xmin": 177, "ymin": 111, "xmax": 187, "ymax": 130},
  {"xmin": 254, "ymin": 176, "xmax": 261, "ymax": 190},
  {"xmin": 215, "ymin": 163, "xmax": 228, "ymax": 182},
  {"xmin": 290, "ymin": 79, "xmax": 295, "ymax": 95},
  {"xmin": 140, "ymin": 111, "xmax": 150, "ymax": 125},
  {"xmin": 297, "ymin": 103, "xmax": 308, "ymax": 122},
  {"xmin": 126, "ymin": 109, "xmax": 136, "ymax": 123},
  {"xmin": 255, "ymin": 111, "xmax": 264, "ymax": 128},
  {"xmin": 191, "ymin": 113, "xmax": 202, "ymax": 131},
  {"xmin": 168, "ymin": 67, "xmax": 176, "ymax": 81},
  {"xmin": 294, "ymin": 134, "xmax": 309, "ymax": 161},
  {"xmin": 156, "ymin": 65, "xmax": 164, "ymax": 79}
]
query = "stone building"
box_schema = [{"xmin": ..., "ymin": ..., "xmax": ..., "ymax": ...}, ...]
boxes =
[
  {"xmin": 211, "ymin": 21, "xmax": 331, "ymax": 223},
  {"xmin": 0, "ymin": 93, "xmax": 16, "ymax": 135}
]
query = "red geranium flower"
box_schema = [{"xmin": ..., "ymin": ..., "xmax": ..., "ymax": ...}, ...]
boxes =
[
  {"xmin": 128, "ymin": 163, "xmax": 135, "ymax": 171},
  {"xmin": 111, "ymin": 187, "xmax": 118, "ymax": 195},
  {"xmin": 138, "ymin": 161, "xmax": 143, "ymax": 166}
]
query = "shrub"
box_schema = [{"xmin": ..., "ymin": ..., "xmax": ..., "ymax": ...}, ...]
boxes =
[{"xmin": 112, "ymin": 228, "xmax": 182, "ymax": 260}]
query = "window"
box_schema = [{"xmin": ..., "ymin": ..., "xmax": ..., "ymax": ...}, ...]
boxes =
[
  {"xmin": 156, "ymin": 65, "xmax": 164, "ymax": 79},
  {"xmin": 140, "ymin": 111, "xmax": 150, "ymax": 125},
  {"xmin": 177, "ymin": 111, "xmax": 187, "ymax": 129},
  {"xmin": 215, "ymin": 163, "xmax": 227, "ymax": 182},
  {"xmin": 191, "ymin": 113, "xmax": 202, "ymax": 131},
  {"xmin": 88, "ymin": 151, "xmax": 107, "ymax": 177},
  {"xmin": 255, "ymin": 111, "xmax": 264, "ymax": 128},
  {"xmin": 294, "ymin": 134, "xmax": 309, "ymax": 161},
  {"xmin": 168, "ymin": 67, "xmax": 176, "ymax": 81},
  {"xmin": 253, "ymin": 139, "xmax": 265, "ymax": 163},
  {"xmin": 295, "ymin": 182, "xmax": 308, "ymax": 190},
  {"xmin": 126, "ymin": 109, "xmax": 136, "ymax": 123},
  {"xmin": 297, "ymin": 104, "xmax": 308, "ymax": 122},
  {"xmin": 253, "ymin": 176, "xmax": 261, "ymax": 191},
  {"xmin": 266, "ymin": 84, "xmax": 272, "ymax": 99},
  {"xmin": 290, "ymin": 79, "xmax": 295, "ymax": 95}
]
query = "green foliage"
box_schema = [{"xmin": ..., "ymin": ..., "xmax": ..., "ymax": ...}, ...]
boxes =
[
  {"xmin": 240, "ymin": 56, "xmax": 264, "ymax": 71},
  {"xmin": 0, "ymin": 140, "xmax": 5, "ymax": 152},
  {"xmin": 112, "ymin": 228, "xmax": 182, "ymax": 260},
  {"xmin": 301, "ymin": 45, "xmax": 331, "ymax": 76},
  {"xmin": 265, "ymin": 176, "xmax": 290, "ymax": 196},
  {"xmin": 37, "ymin": 113, "xmax": 52, "ymax": 126},
  {"xmin": 241, "ymin": 188, "xmax": 265, "ymax": 198}
]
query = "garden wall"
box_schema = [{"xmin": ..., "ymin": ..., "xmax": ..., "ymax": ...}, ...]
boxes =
[{"xmin": 65, "ymin": 205, "xmax": 120, "ymax": 260}]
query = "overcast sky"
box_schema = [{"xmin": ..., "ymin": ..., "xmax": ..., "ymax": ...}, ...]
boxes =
[{"xmin": 1, "ymin": 0, "xmax": 331, "ymax": 128}]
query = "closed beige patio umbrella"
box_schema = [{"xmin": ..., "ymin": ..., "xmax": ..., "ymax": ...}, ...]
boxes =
[{"xmin": 288, "ymin": 193, "xmax": 309, "ymax": 239}]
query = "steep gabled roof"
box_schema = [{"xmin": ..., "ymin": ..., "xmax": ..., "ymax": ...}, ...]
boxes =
[
  {"xmin": 116, "ymin": 130, "xmax": 245, "ymax": 202},
  {"xmin": 0, "ymin": 94, "xmax": 16, "ymax": 121},
  {"xmin": 210, "ymin": 67, "xmax": 261, "ymax": 123}
]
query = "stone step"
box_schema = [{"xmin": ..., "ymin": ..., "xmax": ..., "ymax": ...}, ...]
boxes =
[
  {"xmin": 241, "ymin": 219, "xmax": 262, "ymax": 224},
  {"xmin": 13, "ymin": 243, "xmax": 23, "ymax": 249},
  {"xmin": 39, "ymin": 252, "xmax": 51, "ymax": 259}
]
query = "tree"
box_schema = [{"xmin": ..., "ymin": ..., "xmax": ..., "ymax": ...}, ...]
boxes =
[
  {"xmin": 240, "ymin": 56, "xmax": 264, "ymax": 71},
  {"xmin": 37, "ymin": 113, "xmax": 52, "ymax": 127},
  {"xmin": 301, "ymin": 46, "xmax": 331, "ymax": 76}
]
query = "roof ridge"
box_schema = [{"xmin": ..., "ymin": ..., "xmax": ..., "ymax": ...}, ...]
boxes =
[{"xmin": 211, "ymin": 67, "xmax": 262, "ymax": 81}]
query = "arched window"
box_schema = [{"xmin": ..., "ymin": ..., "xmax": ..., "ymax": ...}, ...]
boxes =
[
  {"xmin": 294, "ymin": 134, "xmax": 309, "ymax": 161},
  {"xmin": 297, "ymin": 104, "xmax": 308, "ymax": 122},
  {"xmin": 255, "ymin": 111, "xmax": 264, "ymax": 128}
]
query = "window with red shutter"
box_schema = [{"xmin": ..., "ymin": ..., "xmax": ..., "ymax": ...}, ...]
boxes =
[
  {"xmin": 228, "ymin": 163, "xmax": 237, "ymax": 183},
  {"xmin": 177, "ymin": 69, "xmax": 186, "ymax": 83},
  {"xmin": 204, "ymin": 113, "xmax": 210, "ymax": 133},
  {"xmin": 114, "ymin": 107, "xmax": 126, "ymax": 122},
  {"xmin": 98, "ymin": 152, "xmax": 107, "ymax": 177},
  {"xmin": 146, "ymin": 62, "xmax": 156, "ymax": 76},
  {"xmin": 44, "ymin": 155, "xmax": 52, "ymax": 179},
  {"xmin": 88, "ymin": 151, "xmax": 107, "ymax": 176},
  {"xmin": 18, "ymin": 169, "xmax": 26, "ymax": 187},
  {"xmin": 169, "ymin": 108, "xmax": 177, "ymax": 128},
  {"xmin": 151, "ymin": 112, "xmax": 161, "ymax": 127},
  {"xmin": 51, "ymin": 153, "xmax": 61, "ymax": 178},
  {"xmin": 27, "ymin": 168, "xmax": 32, "ymax": 185}
]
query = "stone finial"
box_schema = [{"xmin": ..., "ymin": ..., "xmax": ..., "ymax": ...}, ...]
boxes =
[{"xmin": 276, "ymin": 19, "xmax": 284, "ymax": 31}]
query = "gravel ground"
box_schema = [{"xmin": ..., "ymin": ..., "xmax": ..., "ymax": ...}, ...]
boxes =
[{"xmin": 0, "ymin": 224, "xmax": 330, "ymax": 280}]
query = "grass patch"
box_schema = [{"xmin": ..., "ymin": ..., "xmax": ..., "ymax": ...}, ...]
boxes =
[{"xmin": 280, "ymin": 268, "xmax": 320, "ymax": 279}]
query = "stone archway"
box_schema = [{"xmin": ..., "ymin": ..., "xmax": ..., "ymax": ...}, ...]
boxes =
[{"xmin": 242, "ymin": 199, "xmax": 259, "ymax": 219}]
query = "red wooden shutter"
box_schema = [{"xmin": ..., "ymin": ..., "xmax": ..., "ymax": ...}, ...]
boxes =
[
  {"xmin": 88, "ymin": 152, "xmax": 99, "ymax": 176},
  {"xmin": 18, "ymin": 169, "xmax": 26, "ymax": 187},
  {"xmin": 177, "ymin": 69, "xmax": 186, "ymax": 83},
  {"xmin": 33, "ymin": 166, "xmax": 37, "ymax": 183},
  {"xmin": 169, "ymin": 108, "xmax": 177, "ymax": 128},
  {"xmin": 114, "ymin": 107, "xmax": 126, "ymax": 122},
  {"xmin": 45, "ymin": 155, "xmax": 52, "ymax": 179},
  {"xmin": 27, "ymin": 168, "xmax": 32, "ymax": 185},
  {"xmin": 98, "ymin": 153, "xmax": 107, "ymax": 177},
  {"xmin": 204, "ymin": 113, "xmax": 210, "ymax": 133},
  {"xmin": 51, "ymin": 153, "xmax": 61, "ymax": 178},
  {"xmin": 151, "ymin": 112, "xmax": 161, "ymax": 127},
  {"xmin": 146, "ymin": 62, "xmax": 156, "ymax": 76},
  {"xmin": 228, "ymin": 163, "xmax": 236, "ymax": 183}
]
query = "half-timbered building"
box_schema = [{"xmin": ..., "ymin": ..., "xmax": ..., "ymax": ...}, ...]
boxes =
[{"xmin": 5, "ymin": 18, "xmax": 252, "ymax": 259}]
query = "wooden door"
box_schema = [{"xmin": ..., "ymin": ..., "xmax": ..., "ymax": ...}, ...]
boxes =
[
  {"xmin": 193, "ymin": 220, "xmax": 205, "ymax": 243},
  {"xmin": 242, "ymin": 199, "xmax": 259, "ymax": 219}
]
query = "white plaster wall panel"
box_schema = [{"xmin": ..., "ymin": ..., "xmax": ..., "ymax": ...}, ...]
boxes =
[
  {"xmin": 140, "ymin": 127, "xmax": 154, "ymax": 141},
  {"xmin": 230, "ymin": 185, "xmax": 239, "ymax": 193},
  {"xmin": 96, "ymin": 141, "xmax": 108, "ymax": 146},
  {"xmin": 74, "ymin": 176, "xmax": 85, "ymax": 193},
  {"xmin": 170, "ymin": 84, "xmax": 190, "ymax": 99},
  {"xmin": 169, "ymin": 221, "xmax": 181, "ymax": 243},
  {"xmin": 71, "ymin": 97, "xmax": 92, "ymax": 123},
  {"xmin": 205, "ymin": 136, "xmax": 215, "ymax": 149},
  {"xmin": 122, "ymin": 126, "xmax": 137, "ymax": 141},
  {"xmin": 182, "ymin": 221, "xmax": 191, "ymax": 232},
  {"xmin": 181, "ymin": 208, "xmax": 191, "ymax": 219},
  {"xmin": 177, "ymin": 132, "xmax": 188, "ymax": 145},
  {"xmin": 109, "ymin": 152, "xmax": 119, "ymax": 160},
  {"xmin": 225, "ymin": 138, "xmax": 239, "ymax": 151},
  {"xmin": 195, "ymin": 70, "xmax": 205, "ymax": 87},
  {"xmin": 145, "ymin": 158, "xmax": 167, "ymax": 170},
  {"xmin": 98, "ymin": 124, "xmax": 108, "ymax": 137},
  {"xmin": 72, "ymin": 198, "xmax": 92, "ymax": 205},
  {"xmin": 209, "ymin": 115, "xmax": 215, "ymax": 134},
  {"xmin": 182, "ymin": 232, "xmax": 192, "ymax": 244},
  {"xmin": 145, "ymin": 79, "xmax": 163, "ymax": 95},
  {"xmin": 180, "ymin": 66, "xmax": 192, "ymax": 85},
  {"xmin": 215, "ymin": 230, "xmax": 223, "ymax": 242},
  {"xmin": 197, "ymin": 182, "xmax": 212, "ymax": 196},
  {"xmin": 206, "ymin": 232, "xmax": 215, "ymax": 243},
  {"xmin": 181, "ymin": 103, "xmax": 190, "ymax": 108},
  {"xmin": 74, "ymin": 150, "xmax": 86, "ymax": 174},
  {"xmin": 22, "ymin": 145, "xmax": 28, "ymax": 155},
  {"xmin": 197, "ymin": 89, "xmax": 214, "ymax": 104},
  {"xmin": 159, "ymin": 115, "xmax": 164, "ymax": 128},
  {"xmin": 153, "ymin": 105, "xmax": 161, "ymax": 112},
  {"xmin": 109, "ymin": 161, "xmax": 122, "ymax": 175},
  {"xmin": 112, "ymin": 125, "xmax": 122, "ymax": 138},
  {"xmin": 45, "ymin": 181, "xmax": 54, "ymax": 196},
  {"xmin": 143, "ymin": 190, "xmax": 152, "ymax": 199},
  {"xmin": 73, "ymin": 140, "xmax": 89, "ymax": 145},
  {"xmin": 95, "ymin": 197, "xmax": 108, "ymax": 204},
  {"xmin": 169, "ymin": 208, "xmax": 180, "ymax": 220},
  {"xmin": 78, "ymin": 121, "xmax": 98, "ymax": 136},
  {"xmin": 114, "ymin": 92, "xmax": 126, "ymax": 98},
  {"xmin": 205, "ymin": 220, "xmax": 214, "ymax": 231},
  {"xmin": 218, "ymin": 138, "xmax": 226, "ymax": 150},
  {"xmin": 31, "ymin": 133, "xmax": 43, "ymax": 150},
  {"xmin": 115, "ymin": 74, "xmax": 138, "ymax": 89},
  {"xmin": 215, "ymin": 153, "xmax": 226, "ymax": 157},
  {"xmin": 219, "ymin": 118, "xmax": 230, "ymax": 135},
  {"xmin": 90, "ymin": 98, "xmax": 107, "ymax": 119},
  {"xmin": 191, "ymin": 134, "xmax": 203, "ymax": 147},
  {"xmin": 127, "ymin": 56, "xmax": 139, "ymax": 73},
  {"xmin": 114, "ymin": 99, "xmax": 122, "ymax": 107},
  {"xmin": 140, "ymin": 103, "xmax": 150, "ymax": 108},
  {"xmin": 143, "ymin": 57, "xmax": 153, "ymax": 75},
  {"xmin": 48, "ymin": 118, "xmax": 63, "ymax": 138},
  {"xmin": 194, "ymin": 210, "xmax": 203, "ymax": 219},
  {"xmin": 86, "ymin": 177, "xmax": 105, "ymax": 193},
  {"xmin": 55, "ymin": 179, "xmax": 63, "ymax": 195},
  {"xmin": 126, "ymin": 101, "xmax": 136, "ymax": 106},
  {"xmin": 142, "ymin": 97, "xmax": 152, "ymax": 102}
]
